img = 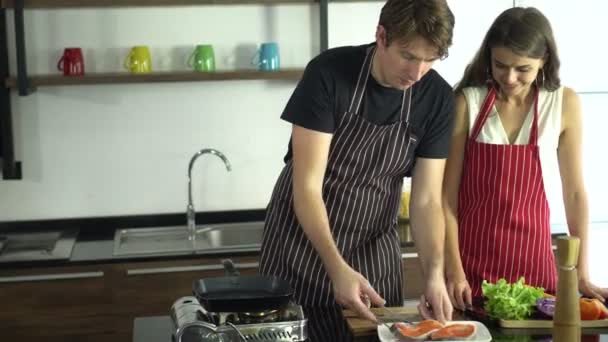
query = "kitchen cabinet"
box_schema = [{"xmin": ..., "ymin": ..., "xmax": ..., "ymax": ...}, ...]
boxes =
[
  {"xmin": 0, "ymin": 263, "xmax": 117, "ymax": 342},
  {"xmin": 402, "ymin": 252, "xmax": 424, "ymax": 300},
  {"xmin": 0, "ymin": 254, "xmax": 260, "ymax": 342},
  {"xmin": 111, "ymin": 255, "xmax": 260, "ymax": 340}
]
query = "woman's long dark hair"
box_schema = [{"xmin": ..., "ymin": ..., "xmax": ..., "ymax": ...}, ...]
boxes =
[{"xmin": 454, "ymin": 7, "xmax": 561, "ymax": 94}]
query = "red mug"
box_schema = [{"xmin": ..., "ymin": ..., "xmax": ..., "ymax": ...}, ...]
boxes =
[{"xmin": 57, "ymin": 47, "xmax": 84, "ymax": 76}]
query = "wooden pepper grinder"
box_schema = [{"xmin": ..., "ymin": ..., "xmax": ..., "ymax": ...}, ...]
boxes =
[{"xmin": 553, "ymin": 236, "xmax": 581, "ymax": 327}]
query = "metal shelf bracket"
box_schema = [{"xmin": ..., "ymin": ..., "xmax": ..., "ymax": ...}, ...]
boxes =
[
  {"xmin": 14, "ymin": 0, "xmax": 34, "ymax": 96},
  {"xmin": 1, "ymin": 7, "xmax": 23, "ymax": 179}
]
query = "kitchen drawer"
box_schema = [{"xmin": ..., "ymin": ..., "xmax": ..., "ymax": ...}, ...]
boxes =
[
  {"xmin": 112, "ymin": 255, "xmax": 260, "ymax": 315},
  {"xmin": 402, "ymin": 254, "xmax": 424, "ymax": 299},
  {"xmin": 0, "ymin": 264, "xmax": 114, "ymax": 311},
  {"xmin": 109, "ymin": 255, "xmax": 260, "ymax": 338},
  {"xmin": 0, "ymin": 264, "xmax": 119, "ymax": 342}
]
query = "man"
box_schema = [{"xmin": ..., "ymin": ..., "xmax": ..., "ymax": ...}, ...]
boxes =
[{"xmin": 259, "ymin": 0, "xmax": 456, "ymax": 340}]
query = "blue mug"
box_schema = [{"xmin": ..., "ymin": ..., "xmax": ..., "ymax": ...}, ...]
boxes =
[{"xmin": 253, "ymin": 42, "xmax": 280, "ymax": 71}]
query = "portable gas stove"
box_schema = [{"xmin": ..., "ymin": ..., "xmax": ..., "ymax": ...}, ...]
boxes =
[{"xmin": 170, "ymin": 296, "xmax": 307, "ymax": 342}]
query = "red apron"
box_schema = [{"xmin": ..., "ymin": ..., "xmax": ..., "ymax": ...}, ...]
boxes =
[{"xmin": 458, "ymin": 87, "xmax": 557, "ymax": 297}]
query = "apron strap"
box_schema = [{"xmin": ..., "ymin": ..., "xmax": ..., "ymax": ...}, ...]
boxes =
[
  {"xmin": 348, "ymin": 45, "xmax": 414, "ymax": 124},
  {"xmin": 470, "ymin": 86, "xmax": 540, "ymax": 146},
  {"xmin": 529, "ymin": 88, "xmax": 540, "ymax": 146},
  {"xmin": 400, "ymin": 87, "xmax": 413, "ymax": 123},
  {"xmin": 470, "ymin": 86, "xmax": 497, "ymax": 140},
  {"xmin": 348, "ymin": 46, "xmax": 375, "ymax": 114}
]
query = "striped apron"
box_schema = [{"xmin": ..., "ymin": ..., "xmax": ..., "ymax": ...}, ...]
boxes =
[
  {"xmin": 259, "ymin": 46, "xmax": 418, "ymax": 341},
  {"xmin": 458, "ymin": 86, "xmax": 557, "ymax": 298}
]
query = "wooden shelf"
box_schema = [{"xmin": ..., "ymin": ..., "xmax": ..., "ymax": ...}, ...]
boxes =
[
  {"xmin": 5, "ymin": 69, "xmax": 304, "ymax": 88},
  {"xmin": 1, "ymin": 0, "xmax": 321, "ymax": 8},
  {"xmin": 2, "ymin": 0, "xmax": 382, "ymax": 7}
]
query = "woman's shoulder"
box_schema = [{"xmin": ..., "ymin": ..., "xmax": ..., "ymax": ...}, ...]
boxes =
[
  {"xmin": 559, "ymin": 86, "xmax": 581, "ymax": 117},
  {"xmin": 542, "ymin": 86, "xmax": 578, "ymax": 111},
  {"xmin": 560, "ymin": 86, "xmax": 578, "ymax": 101},
  {"xmin": 459, "ymin": 86, "xmax": 488, "ymax": 106},
  {"xmin": 459, "ymin": 85, "xmax": 487, "ymax": 94}
]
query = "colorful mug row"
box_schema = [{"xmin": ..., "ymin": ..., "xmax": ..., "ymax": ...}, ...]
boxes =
[{"xmin": 56, "ymin": 42, "xmax": 281, "ymax": 76}]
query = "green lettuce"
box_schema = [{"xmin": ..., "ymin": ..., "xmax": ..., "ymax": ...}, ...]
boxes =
[{"xmin": 482, "ymin": 277, "xmax": 545, "ymax": 320}]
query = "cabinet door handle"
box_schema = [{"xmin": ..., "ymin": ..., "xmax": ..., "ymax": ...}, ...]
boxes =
[
  {"xmin": 401, "ymin": 252, "xmax": 418, "ymax": 259},
  {"xmin": 234, "ymin": 262, "xmax": 259, "ymax": 270},
  {"xmin": 0, "ymin": 271, "xmax": 104, "ymax": 283},
  {"xmin": 126, "ymin": 261, "xmax": 259, "ymax": 276}
]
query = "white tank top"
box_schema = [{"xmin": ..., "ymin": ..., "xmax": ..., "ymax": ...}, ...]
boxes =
[{"xmin": 462, "ymin": 86, "xmax": 564, "ymax": 223}]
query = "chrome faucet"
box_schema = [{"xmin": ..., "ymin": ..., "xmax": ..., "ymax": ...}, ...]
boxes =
[{"xmin": 187, "ymin": 148, "xmax": 231, "ymax": 250}]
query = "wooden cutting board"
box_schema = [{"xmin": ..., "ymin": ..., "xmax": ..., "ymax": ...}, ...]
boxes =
[
  {"xmin": 343, "ymin": 306, "xmax": 420, "ymax": 337},
  {"xmin": 499, "ymin": 318, "xmax": 608, "ymax": 328}
]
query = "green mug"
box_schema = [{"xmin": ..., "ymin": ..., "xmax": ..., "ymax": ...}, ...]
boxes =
[{"xmin": 187, "ymin": 44, "xmax": 215, "ymax": 72}]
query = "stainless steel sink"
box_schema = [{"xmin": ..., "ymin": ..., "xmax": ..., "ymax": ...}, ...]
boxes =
[
  {"xmin": 0, "ymin": 230, "xmax": 78, "ymax": 263},
  {"xmin": 195, "ymin": 221, "xmax": 264, "ymax": 253},
  {"xmin": 113, "ymin": 226, "xmax": 192, "ymax": 256},
  {"xmin": 113, "ymin": 221, "xmax": 265, "ymax": 257}
]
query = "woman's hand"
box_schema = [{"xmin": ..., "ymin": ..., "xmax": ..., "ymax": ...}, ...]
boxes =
[
  {"xmin": 579, "ymin": 276, "xmax": 608, "ymax": 302},
  {"xmin": 418, "ymin": 275, "xmax": 453, "ymax": 323},
  {"xmin": 446, "ymin": 270, "xmax": 472, "ymax": 311},
  {"xmin": 330, "ymin": 264, "xmax": 385, "ymax": 323}
]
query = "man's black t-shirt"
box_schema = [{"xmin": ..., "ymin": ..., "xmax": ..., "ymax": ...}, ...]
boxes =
[{"xmin": 281, "ymin": 43, "xmax": 455, "ymax": 165}]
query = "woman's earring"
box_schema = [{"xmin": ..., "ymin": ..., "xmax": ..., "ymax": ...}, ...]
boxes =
[
  {"xmin": 536, "ymin": 68, "xmax": 545, "ymax": 88},
  {"xmin": 486, "ymin": 66, "xmax": 494, "ymax": 85}
]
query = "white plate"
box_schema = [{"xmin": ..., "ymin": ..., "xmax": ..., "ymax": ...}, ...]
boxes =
[{"xmin": 377, "ymin": 321, "xmax": 492, "ymax": 342}]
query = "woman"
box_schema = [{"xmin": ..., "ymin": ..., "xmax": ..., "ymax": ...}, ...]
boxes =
[{"xmin": 443, "ymin": 6, "xmax": 608, "ymax": 310}]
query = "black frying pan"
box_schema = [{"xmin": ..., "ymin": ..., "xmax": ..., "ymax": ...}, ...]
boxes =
[{"xmin": 192, "ymin": 259, "xmax": 292, "ymax": 312}]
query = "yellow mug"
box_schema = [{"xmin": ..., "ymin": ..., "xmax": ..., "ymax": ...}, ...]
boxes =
[{"xmin": 124, "ymin": 46, "xmax": 152, "ymax": 74}]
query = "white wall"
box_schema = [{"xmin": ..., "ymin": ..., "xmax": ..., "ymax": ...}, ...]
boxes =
[
  {"xmin": 2, "ymin": 1, "xmax": 608, "ymax": 229},
  {"xmin": 0, "ymin": 5, "xmax": 317, "ymax": 220}
]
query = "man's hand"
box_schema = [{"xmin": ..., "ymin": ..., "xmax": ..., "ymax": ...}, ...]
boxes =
[
  {"xmin": 331, "ymin": 263, "xmax": 385, "ymax": 323},
  {"xmin": 417, "ymin": 276, "xmax": 453, "ymax": 323}
]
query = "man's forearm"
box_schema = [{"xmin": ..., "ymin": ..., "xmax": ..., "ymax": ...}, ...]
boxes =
[{"xmin": 410, "ymin": 201, "xmax": 446, "ymax": 281}]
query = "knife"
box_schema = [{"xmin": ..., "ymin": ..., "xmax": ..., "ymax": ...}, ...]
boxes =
[
  {"xmin": 376, "ymin": 306, "xmax": 416, "ymax": 323},
  {"xmin": 376, "ymin": 315, "xmax": 416, "ymax": 323}
]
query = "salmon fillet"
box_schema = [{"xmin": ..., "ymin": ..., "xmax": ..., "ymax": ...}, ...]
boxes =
[
  {"xmin": 430, "ymin": 323, "xmax": 476, "ymax": 340},
  {"xmin": 394, "ymin": 320, "xmax": 445, "ymax": 340}
]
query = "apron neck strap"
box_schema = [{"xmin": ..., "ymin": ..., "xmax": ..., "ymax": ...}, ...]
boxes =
[
  {"xmin": 348, "ymin": 45, "xmax": 413, "ymax": 123},
  {"xmin": 400, "ymin": 87, "xmax": 413, "ymax": 122},
  {"xmin": 348, "ymin": 46, "xmax": 375, "ymax": 114},
  {"xmin": 470, "ymin": 86, "xmax": 540, "ymax": 146}
]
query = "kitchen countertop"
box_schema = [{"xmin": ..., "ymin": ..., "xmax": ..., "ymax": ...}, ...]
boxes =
[
  {"xmin": 0, "ymin": 209, "xmax": 575, "ymax": 269},
  {"xmin": 0, "ymin": 226, "xmax": 416, "ymax": 268},
  {"xmin": 132, "ymin": 315, "xmax": 608, "ymax": 342},
  {"xmin": 54, "ymin": 233, "xmax": 415, "ymax": 266},
  {"xmin": 0, "ymin": 210, "xmax": 269, "ymax": 267},
  {"xmin": 0, "ymin": 213, "xmax": 416, "ymax": 268}
]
